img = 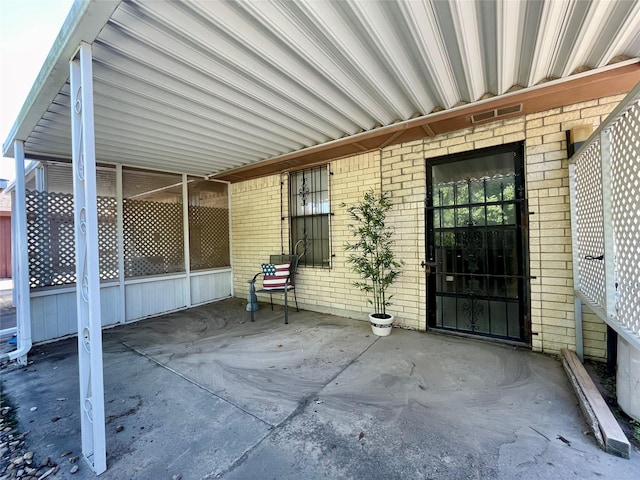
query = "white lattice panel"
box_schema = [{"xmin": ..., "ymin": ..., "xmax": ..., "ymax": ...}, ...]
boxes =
[
  {"xmin": 26, "ymin": 191, "xmax": 118, "ymax": 288},
  {"xmin": 611, "ymin": 102, "xmax": 640, "ymax": 337},
  {"xmin": 575, "ymin": 140, "xmax": 606, "ymax": 309}
]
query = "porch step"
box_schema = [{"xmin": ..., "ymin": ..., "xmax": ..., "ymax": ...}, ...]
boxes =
[{"xmin": 561, "ymin": 348, "xmax": 630, "ymax": 458}]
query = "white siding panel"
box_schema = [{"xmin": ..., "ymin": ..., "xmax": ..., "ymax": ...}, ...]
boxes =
[
  {"xmin": 28, "ymin": 274, "xmax": 221, "ymax": 342},
  {"xmin": 47, "ymin": 294, "xmax": 70, "ymax": 341},
  {"xmin": 30, "ymin": 296, "xmax": 48, "ymax": 343},
  {"xmin": 100, "ymin": 285, "xmax": 121, "ymax": 326},
  {"xmin": 30, "ymin": 292, "xmax": 74, "ymax": 342},
  {"xmin": 30, "ymin": 284, "xmax": 123, "ymax": 343},
  {"xmin": 190, "ymin": 270, "xmax": 233, "ymax": 305},
  {"xmin": 124, "ymin": 277, "xmax": 187, "ymax": 322}
]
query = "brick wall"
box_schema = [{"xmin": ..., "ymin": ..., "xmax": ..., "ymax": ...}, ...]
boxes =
[
  {"xmin": 231, "ymin": 175, "xmax": 282, "ymax": 298},
  {"xmin": 230, "ymin": 94, "xmax": 624, "ymax": 359},
  {"xmin": 524, "ymin": 94, "xmax": 625, "ymax": 360}
]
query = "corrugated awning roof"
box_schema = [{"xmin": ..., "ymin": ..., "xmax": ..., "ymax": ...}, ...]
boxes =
[{"xmin": 3, "ymin": 0, "xmax": 640, "ymax": 182}]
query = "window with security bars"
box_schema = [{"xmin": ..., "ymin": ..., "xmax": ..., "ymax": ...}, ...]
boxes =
[{"xmin": 289, "ymin": 165, "xmax": 330, "ymax": 268}]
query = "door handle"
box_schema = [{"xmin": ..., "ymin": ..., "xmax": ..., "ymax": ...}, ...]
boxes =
[{"xmin": 421, "ymin": 261, "xmax": 438, "ymax": 273}]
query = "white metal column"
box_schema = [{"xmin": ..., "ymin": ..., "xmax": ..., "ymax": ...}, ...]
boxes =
[
  {"xmin": 35, "ymin": 163, "xmax": 52, "ymax": 286},
  {"xmin": 70, "ymin": 41, "xmax": 107, "ymax": 475},
  {"xmin": 568, "ymin": 162, "xmax": 583, "ymax": 361},
  {"xmin": 116, "ymin": 164, "xmax": 125, "ymax": 323},
  {"xmin": 599, "ymin": 130, "xmax": 616, "ymax": 320},
  {"xmin": 35, "ymin": 163, "xmax": 48, "ymax": 191},
  {"xmin": 12, "ymin": 141, "xmax": 32, "ymax": 365},
  {"xmin": 182, "ymin": 174, "xmax": 192, "ymax": 307}
]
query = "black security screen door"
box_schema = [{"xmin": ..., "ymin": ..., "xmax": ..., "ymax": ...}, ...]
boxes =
[{"xmin": 426, "ymin": 142, "xmax": 529, "ymax": 343}]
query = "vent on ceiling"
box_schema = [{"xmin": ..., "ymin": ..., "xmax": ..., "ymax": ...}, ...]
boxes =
[{"xmin": 472, "ymin": 104, "xmax": 523, "ymax": 123}]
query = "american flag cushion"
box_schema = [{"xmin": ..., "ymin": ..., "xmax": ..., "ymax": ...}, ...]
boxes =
[{"xmin": 262, "ymin": 262, "xmax": 291, "ymax": 290}]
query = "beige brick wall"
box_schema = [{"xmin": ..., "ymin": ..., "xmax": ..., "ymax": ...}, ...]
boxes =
[
  {"xmin": 231, "ymin": 175, "xmax": 282, "ymax": 299},
  {"xmin": 525, "ymin": 94, "xmax": 624, "ymax": 356},
  {"xmin": 230, "ymin": 94, "xmax": 623, "ymax": 356},
  {"xmin": 303, "ymin": 153, "xmax": 381, "ymax": 317},
  {"xmin": 379, "ymin": 140, "xmax": 429, "ymax": 330}
]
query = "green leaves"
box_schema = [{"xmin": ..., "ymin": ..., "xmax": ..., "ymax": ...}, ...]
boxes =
[{"xmin": 342, "ymin": 189, "xmax": 403, "ymax": 315}]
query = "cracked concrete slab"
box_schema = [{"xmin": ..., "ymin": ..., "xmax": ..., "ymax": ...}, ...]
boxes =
[{"xmin": 2, "ymin": 298, "xmax": 639, "ymax": 479}]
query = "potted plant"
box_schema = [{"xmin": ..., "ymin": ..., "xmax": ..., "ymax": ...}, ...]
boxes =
[{"xmin": 343, "ymin": 189, "xmax": 403, "ymax": 336}]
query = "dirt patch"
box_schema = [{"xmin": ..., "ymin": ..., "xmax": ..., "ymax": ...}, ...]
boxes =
[
  {"xmin": 1, "ymin": 380, "xmax": 62, "ymax": 479},
  {"xmin": 584, "ymin": 360, "xmax": 640, "ymax": 450}
]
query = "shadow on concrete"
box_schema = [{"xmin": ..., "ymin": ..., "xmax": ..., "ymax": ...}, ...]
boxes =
[{"xmin": 2, "ymin": 298, "xmax": 639, "ymax": 479}]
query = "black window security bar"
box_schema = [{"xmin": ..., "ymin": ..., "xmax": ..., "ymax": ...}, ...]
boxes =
[{"xmin": 289, "ymin": 165, "xmax": 330, "ymax": 268}]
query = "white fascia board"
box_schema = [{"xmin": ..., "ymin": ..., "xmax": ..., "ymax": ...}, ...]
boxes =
[{"xmin": 2, "ymin": 0, "xmax": 120, "ymax": 158}]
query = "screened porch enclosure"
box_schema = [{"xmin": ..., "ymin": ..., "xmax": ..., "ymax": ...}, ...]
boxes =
[{"xmin": 24, "ymin": 162, "xmax": 232, "ymax": 342}]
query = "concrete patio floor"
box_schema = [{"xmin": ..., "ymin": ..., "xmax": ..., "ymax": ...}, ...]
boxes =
[{"xmin": 2, "ymin": 298, "xmax": 639, "ymax": 479}]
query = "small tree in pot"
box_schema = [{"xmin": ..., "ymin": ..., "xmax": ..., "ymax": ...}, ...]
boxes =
[{"xmin": 343, "ymin": 189, "xmax": 403, "ymax": 336}]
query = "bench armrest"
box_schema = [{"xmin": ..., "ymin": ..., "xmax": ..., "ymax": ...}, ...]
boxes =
[{"xmin": 250, "ymin": 272, "xmax": 264, "ymax": 283}]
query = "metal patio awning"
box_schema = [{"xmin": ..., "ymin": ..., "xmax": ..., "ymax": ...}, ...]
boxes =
[{"xmin": 2, "ymin": 0, "xmax": 640, "ymax": 182}]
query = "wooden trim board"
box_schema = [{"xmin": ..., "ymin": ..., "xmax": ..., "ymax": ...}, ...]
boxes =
[{"xmin": 561, "ymin": 348, "xmax": 630, "ymax": 458}]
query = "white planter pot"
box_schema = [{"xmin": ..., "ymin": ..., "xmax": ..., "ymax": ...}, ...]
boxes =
[{"xmin": 369, "ymin": 313, "xmax": 394, "ymax": 336}]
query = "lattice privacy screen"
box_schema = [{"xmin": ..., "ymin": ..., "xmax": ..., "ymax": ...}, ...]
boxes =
[
  {"xmin": 575, "ymin": 140, "xmax": 606, "ymax": 310},
  {"xmin": 188, "ymin": 205, "xmax": 229, "ymax": 269},
  {"xmin": 610, "ymin": 103, "xmax": 640, "ymax": 335},
  {"xmin": 26, "ymin": 191, "xmax": 118, "ymax": 288},
  {"xmin": 574, "ymin": 98, "xmax": 640, "ymax": 340},
  {"xmin": 188, "ymin": 179, "xmax": 230, "ymax": 270},
  {"xmin": 25, "ymin": 166, "xmax": 231, "ymax": 287},
  {"xmin": 123, "ymin": 199, "xmax": 184, "ymax": 277}
]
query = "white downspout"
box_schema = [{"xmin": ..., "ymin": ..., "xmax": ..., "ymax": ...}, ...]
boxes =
[{"xmin": 1, "ymin": 140, "xmax": 32, "ymax": 364}]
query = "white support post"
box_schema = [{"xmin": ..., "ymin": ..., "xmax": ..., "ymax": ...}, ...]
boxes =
[
  {"xmin": 35, "ymin": 163, "xmax": 48, "ymax": 192},
  {"xmin": 225, "ymin": 180, "xmax": 234, "ymax": 297},
  {"xmin": 13, "ymin": 141, "xmax": 32, "ymax": 366},
  {"xmin": 116, "ymin": 164, "xmax": 125, "ymax": 323},
  {"xmin": 568, "ymin": 162, "xmax": 583, "ymax": 361},
  {"xmin": 35, "ymin": 163, "xmax": 52, "ymax": 285},
  {"xmin": 70, "ymin": 41, "xmax": 107, "ymax": 475},
  {"xmin": 599, "ymin": 130, "xmax": 616, "ymax": 321},
  {"xmin": 182, "ymin": 174, "xmax": 191, "ymax": 307}
]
